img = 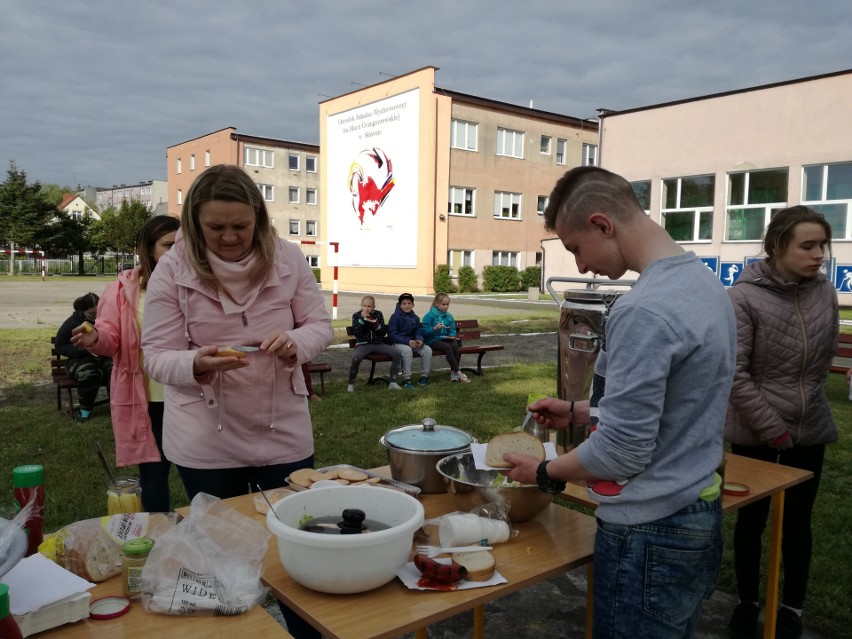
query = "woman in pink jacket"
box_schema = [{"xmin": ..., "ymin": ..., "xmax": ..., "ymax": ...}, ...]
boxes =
[
  {"xmin": 71, "ymin": 215, "xmax": 180, "ymax": 512},
  {"xmin": 141, "ymin": 165, "xmax": 333, "ymax": 503}
]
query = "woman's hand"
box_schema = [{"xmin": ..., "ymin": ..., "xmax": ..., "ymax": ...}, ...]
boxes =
[
  {"xmin": 70, "ymin": 323, "xmax": 99, "ymax": 349},
  {"xmin": 193, "ymin": 345, "xmax": 249, "ymax": 376},
  {"xmin": 261, "ymin": 330, "xmax": 298, "ymax": 362}
]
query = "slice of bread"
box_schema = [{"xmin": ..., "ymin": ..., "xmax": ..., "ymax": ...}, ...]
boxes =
[
  {"xmin": 214, "ymin": 347, "xmax": 248, "ymax": 358},
  {"xmin": 485, "ymin": 431, "xmax": 546, "ymax": 468},
  {"xmin": 451, "ymin": 550, "xmax": 496, "ymax": 581}
]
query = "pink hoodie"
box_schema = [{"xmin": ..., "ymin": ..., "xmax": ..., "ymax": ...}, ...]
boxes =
[
  {"xmin": 89, "ymin": 267, "xmax": 162, "ymax": 467},
  {"xmin": 141, "ymin": 231, "xmax": 333, "ymax": 469}
]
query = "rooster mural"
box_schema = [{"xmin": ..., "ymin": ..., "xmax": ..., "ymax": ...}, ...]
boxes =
[{"xmin": 348, "ymin": 147, "xmax": 395, "ymax": 225}]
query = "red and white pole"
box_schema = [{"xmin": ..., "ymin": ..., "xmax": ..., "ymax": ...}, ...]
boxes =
[{"xmin": 298, "ymin": 240, "xmax": 340, "ymax": 320}]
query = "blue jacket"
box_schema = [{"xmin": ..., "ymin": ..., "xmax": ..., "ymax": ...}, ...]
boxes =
[
  {"xmin": 388, "ymin": 305, "xmax": 423, "ymax": 344},
  {"xmin": 421, "ymin": 307, "xmax": 457, "ymax": 345}
]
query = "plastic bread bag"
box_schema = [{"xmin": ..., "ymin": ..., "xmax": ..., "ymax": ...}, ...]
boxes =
[
  {"xmin": 421, "ymin": 503, "xmax": 517, "ymax": 548},
  {"xmin": 48, "ymin": 512, "xmax": 180, "ymax": 581},
  {"xmin": 140, "ymin": 492, "xmax": 270, "ymax": 616}
]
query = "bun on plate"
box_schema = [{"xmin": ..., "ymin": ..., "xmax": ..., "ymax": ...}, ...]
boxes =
[
  {"xmin": 485, "ymin": 432, "xmax": 546, "ymax": 468},
  {"xmin": 451, "ymin": 550, "xmax": 496, "ymax": 581}
]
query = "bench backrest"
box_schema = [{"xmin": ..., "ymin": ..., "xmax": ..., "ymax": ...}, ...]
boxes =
[
  {"xmin": 346, "ymin": 319, "xmax": 482, "ymax": 349},
  {"xmin": 50, "ymin": 336, "xmax": 71, "ymax": 382},
  {"xmin": 836, "ymin": 332, "xmax": 852, "ymax": 360}
]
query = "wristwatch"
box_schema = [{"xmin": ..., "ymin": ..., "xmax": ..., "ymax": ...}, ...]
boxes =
[{"xmin": 536, "ymin": 461, "xmax": 567, "ymax": 494}]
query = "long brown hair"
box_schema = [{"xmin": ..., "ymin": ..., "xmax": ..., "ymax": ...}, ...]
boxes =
[
  {"xmin": 180, "ymin": 164, "xmax": 277, "ymax": 289},
  {"xmin": 136, "ymin": 215, "xmax": 180, "ymax": 290},
  {"xmin": 764, "ymin": 205, "xmax": 833, "ymax": 266}
]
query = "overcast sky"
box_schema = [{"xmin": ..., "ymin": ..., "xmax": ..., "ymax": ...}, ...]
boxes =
[{"xmin": 2, "ymin": 1, "xmax": 849, "ymax": 190}]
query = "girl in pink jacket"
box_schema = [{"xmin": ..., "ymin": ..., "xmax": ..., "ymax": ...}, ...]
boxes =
[
  {"xmin": 71, "ymin": 215, "xmax": 180, "ymax": 512},
  {"xmin": 141, "ymin": 165, "xmax": 333, "ymax": 502}
]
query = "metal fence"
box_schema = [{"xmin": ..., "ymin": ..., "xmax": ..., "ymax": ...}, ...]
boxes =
[{"xmin": 0, "ymin": 254, "xmax": 134, "ymax": 276}]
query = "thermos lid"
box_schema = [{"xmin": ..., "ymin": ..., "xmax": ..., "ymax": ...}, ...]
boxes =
[{"xmin": 12, "ymin": 465, "xmax": 43, "ymax": 488}]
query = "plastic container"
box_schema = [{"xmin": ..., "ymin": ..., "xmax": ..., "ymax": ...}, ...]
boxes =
[
  {"xmin": 122, "ymin": 537, "xmax": 154, "ymax": 598},
  {"xmin": 0, "ymin": 583, "xmax": 24, "ymax": 639},
  {"xmin": 12, "ymin": 464, "xmax": 44, "ymax": 557},
  {"xmin": 107, "ymin": 478, "xmax": 142, "ymax": 515}
]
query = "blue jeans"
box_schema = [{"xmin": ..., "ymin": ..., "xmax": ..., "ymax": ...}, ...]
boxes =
[{"xmin": 592, "ymin": 497, "xmax": 722, "ymax": 639}]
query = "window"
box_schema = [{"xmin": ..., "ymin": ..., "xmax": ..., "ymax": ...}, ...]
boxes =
[
  {"xmin": 306, "ymin": 156, "xmax": 317, "ymax": 173},
  {"xmin": 306, "ymin": 188, "xmax": 317, "ymax": 205},
  {"xmin": 289, "ymin": 219, "xmax": 300, "ymax": 236},
  {"xmin": 289, "ymin": 153, "xmax": 299, "ymax": 171},
  {"xmin": 176, "ymin": 158, "xmax": 182, "ymax": 174},
  {"xmin": 448, "ymin": 187, "xmax": 475, "ymax": 216},
  {"xmin": 257, "ymin": 184, "xmax": 274, "ymax": 202},
  {"xmin": 450, "ymin": 119, "xmax": 478, "ymax": 151},
  {"xmin": 176, "ymin": 189, "xmax": 182, "ymax": 205},
  {"xmin": 803, "ymin": 162, "xmax": 852, "ymax": 240},
  {"xmin": 556, "ymin": 139, "xmax": 567, "ymax": 165},
  {"xmin": 661, "ymin": 175, "xmax": 715, "ymax": 242},
  {"xmin": 582, "ymin": 143, "xmax": 598, "ymax": 166},
  {"xmin": 631, "ymin": 180, "xmax": 652, "ymax": 213},
  {"xmin": 540, "ymin": 135, "xmax": 552, "ymax": 154},
  {"xmin": 726, "ymin": 169, "xmax": 788, "ymax": 241},
  {"xmin": 496, "ymin": 128, "xmax": 524, "ymax": 158},
  {"xmin": 448, "ymin": 249, "xmax": 473, "ymax": 275},
  {"xmin": 494, "ymin": 191, "xmax": 521, "ymax": 219},
  {"xmin": 536, "ymin": 195, "xmax": 548, "ymax": 215},
  {"xmin": 190, "ymin": 154, "xmax": 195, "ymax": 171},
  {"xmin": 492, "ymin": 251, "xmax": 519, "ymax": 267},
  {"xmin": 244, "ymin": 147, "xmax": 274, "ymax": 168},
  {"xmin": 205, "ymin": 150, "xmax": 210, "ymax": 167},
  {"xmin": 306, "ymin": 255, "xmax": 319, "ymax": 268},
  {"xmin": 288, "ymin": 187, "xmax": 300, "ymax": 204},
  {"xmin": 306, "ymin": 220, "xmax": 317, "ymax": 236}
]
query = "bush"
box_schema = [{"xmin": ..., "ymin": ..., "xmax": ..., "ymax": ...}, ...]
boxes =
[
  {"xmin": 312, "ymin": 268, "xmax": 321, "ymax": 284},
  {"xmin": 457, "ymin": 265, "xmax": 479, "ymax": 292},
  {"xmin": 433, "ymin": 264, "xmax": 456, "ymax": 293},
  {"xmin": 482, "ymin": 265, "xmax": 521, "ymax": 292},
  {"xmin": 520, "ymin": 266, "xmax": 541, "ymax": 290}
]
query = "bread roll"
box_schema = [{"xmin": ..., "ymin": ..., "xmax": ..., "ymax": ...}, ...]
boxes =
[
  {"xmin": 451, "ymin": 550, "xmax": 496, "ymax": 581},
  {"xmin": 214, "ymin": 347, "xmax": 247, "ymax": 358},
  {"xmin": 485, "ymin": 432, "xmax": 546, "ymax": 468}
]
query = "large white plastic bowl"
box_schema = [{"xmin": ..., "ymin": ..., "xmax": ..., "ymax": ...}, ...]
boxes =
[{"xmin": 266, "ymin": 484, "xmax": 424, "ymax": 594}]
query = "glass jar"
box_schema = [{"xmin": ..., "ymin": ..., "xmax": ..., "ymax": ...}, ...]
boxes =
[
  {"xmin": 122, "ymin": 537, "xmax": 154, "ymax": 598},
  {"xmin": 107, "ymin": 478, "xmax": 142, "ymax": 515}
]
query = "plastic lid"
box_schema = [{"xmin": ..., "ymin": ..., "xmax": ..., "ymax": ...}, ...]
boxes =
[
  {"xmin": 12, "ymin": 465, "xmax": 43, "ymax": 488},
  {"xmin": 122, "ymin": 537, "xmax": 154, "ymax": 555},
  {"xmin": 89, "ymin": 596, "xmax": 131, "ymax": 620},
  {"xmin": 383, "ymin": 419, "xmax": 473, "ymax": 453},
  {"xmin": 0, "ymin": 583, "xmax": 10, "ymax": 618}
]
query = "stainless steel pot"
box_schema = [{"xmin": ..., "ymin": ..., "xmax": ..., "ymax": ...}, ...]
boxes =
[{"xmin": 379, "ymin": 418, "xmax": 476, "ymax": 493}]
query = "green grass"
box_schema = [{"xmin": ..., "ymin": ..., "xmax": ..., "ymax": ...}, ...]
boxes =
[{"xmin": 0, "ymin": 326, "xmax": 849, "ymax": 636}]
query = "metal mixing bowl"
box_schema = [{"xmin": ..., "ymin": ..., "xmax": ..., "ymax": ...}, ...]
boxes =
[{"xmin": 436, "ymin": 453, "xmax": 553, "ymax": 522}]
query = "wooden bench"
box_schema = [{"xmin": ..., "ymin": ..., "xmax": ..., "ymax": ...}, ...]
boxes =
[
  {"xmin": 346, "ymin": 319, "xmax": 504, "ymax": 385},
  {"xmin": 50, "ymin": 336, "xmax": 110, "ymax": 418},
  {"xmin": 306, "ymin": 361, "xmax": 332, "ymax": 395},
  {"xmin": 829, "ymin": 332, "xmax": 852, "ymax": 375}
]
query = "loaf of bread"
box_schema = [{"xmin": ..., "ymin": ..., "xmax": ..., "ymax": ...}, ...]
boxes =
[
  {"xmin": 451, "ymin": 550, "xmax": 496, "ymax": 581},
  {"xmin": 485, "ymin": 432, "xmax": 546, "ymax": 468},
  {"xmin": 55, "ymin": 512, "xmax": 178, "ymax": 582}
]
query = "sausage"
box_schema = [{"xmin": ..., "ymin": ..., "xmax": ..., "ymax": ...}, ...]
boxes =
[{"xmin": 413, "ymin": 553, "xmax": 467, "ymax": 583}]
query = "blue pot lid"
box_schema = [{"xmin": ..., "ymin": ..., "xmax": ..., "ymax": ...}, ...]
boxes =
[{"xmin": 383, "ymin": 419, "xmax": 473, "ymax": 453}]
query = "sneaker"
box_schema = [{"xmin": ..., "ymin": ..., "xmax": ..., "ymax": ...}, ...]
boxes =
[
  {"xmin": 729, "ymin": 601, "xmax": 759, "ymax": 639},
  {"xmin": 403, "ymin": 378, "xmax": 415, "ymax": 389},
  {"xmin": 388, "ymin": 381, "xmax": 402, "ymax": 390},
  {"xmin": 418, "ymin": 376, "xmax": 429, "ymax": 386},
  {"xmin": 77, "ymin": 409, "xmax": 92, "ymax": 422},
  {"xmin": 775, "ymin": 607, "xmax": 803, "ymax": 639},
  {"xmin": 346, "ymin": 384, "xmax": 354, "ymax": 393},
  {"xmin": 458, "ymin": 372, "xmax": 471, "ymax": 383},
  {"xmin": 451, "ymin": 372, "xmax": 460, "ymax": 382}
]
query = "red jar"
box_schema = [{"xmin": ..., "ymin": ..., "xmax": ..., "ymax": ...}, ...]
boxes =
[{"xmin": 12, "ymin": 465, "xmax": 44, "ymax": 557}]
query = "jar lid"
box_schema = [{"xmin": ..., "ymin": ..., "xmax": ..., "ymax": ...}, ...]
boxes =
[
  {"xmin": 382, "ymin": 418, "xmax": 474, "ymax": 453},
  {"xmin": 122, "ymin": 537, "xmax": 154, "ymax": 555},
  {"xmin": 0, "ymin": 583, "xmax": 10, "ymax": 618},
  {"xmin": 109, "ymin": 478, "xmax": 140, "ymax": 491},
  {"xmin": 90, "ymin": 596, "xmax": 131, "ymax": 620},
  {"xmin": 12, "ymin": 465, "xmax": 43, "ymax": 488}
]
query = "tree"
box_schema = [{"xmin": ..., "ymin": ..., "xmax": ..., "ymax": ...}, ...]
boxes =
[
  {"xmin": 0, "ymin": 162, "xmax": 56, "ymax": 275},
  {"xmin": 95, "ymin": 199, "xmax": 151, "ymax": 254},
  {"xmin": 35, "ymin": 214, "xmax": 94, "ymax": 275},
  {"xmin": 40, "ymin": 183, "xmax": 76, "ymax": 207}
]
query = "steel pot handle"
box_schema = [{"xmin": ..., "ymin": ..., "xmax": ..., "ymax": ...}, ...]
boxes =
[{"xmin": 421, "ymin": 417, "xmax": 437, "ymax": 432}]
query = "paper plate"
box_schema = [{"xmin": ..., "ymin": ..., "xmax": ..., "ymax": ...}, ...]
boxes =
[{"xmin": 0, "ymin": 517, "xmax": 28, "ymax": 578}]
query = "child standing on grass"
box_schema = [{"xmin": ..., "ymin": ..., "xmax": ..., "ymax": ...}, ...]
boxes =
[
  {"xmin": 422, "ymin": 293, "xmax": 469, "ymax": 383},
  {"xmin": 348, "ymin": 295, "xmax": 403, "ymax": 392}
]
